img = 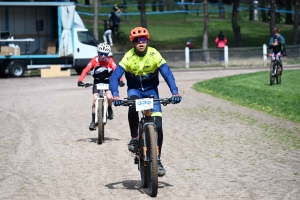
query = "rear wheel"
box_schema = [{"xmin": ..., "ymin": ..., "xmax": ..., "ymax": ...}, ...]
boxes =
[
  {"xmin": 146, "ymin": 124, "xmax": 158, "ymax": 197},
  {"xmin": 8, "ymin": 61, "xmax": 25, "ymax": 77},
  {"xmin": 276, "ymin": 65, "xmax": 282, "ymax": 84},
  {"xmin": 97, "ymin": 99, "xmax": 104, "ymax": 145},
  {"xmin": 139, "ymin": 123, "xmax": 148, "ymax": 188}
]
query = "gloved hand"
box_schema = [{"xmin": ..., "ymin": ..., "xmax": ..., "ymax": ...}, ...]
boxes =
[
  {"xmin": 113, "ymin": 96, "xmax": 123, "ymax": 106},
  {"xmin": 77, "ymin": 81, "xmax": 85, "ymax": 87},
  {"xmin": 171, "ymin": 94, "xmax": 182, "ymax": 104},
  {"xmin": 118, "ymin": 81, "xmax": 125, "ymax": 87}
]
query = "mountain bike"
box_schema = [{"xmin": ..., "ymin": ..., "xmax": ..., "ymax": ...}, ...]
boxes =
[
  {"xmin": 120, "ymin": 97, "xmax": 173, "ymax": 197},
  {"xmin": 82, "ymin": 83, "xmax": 110, "ymax": 144},
  {"xmin": 266, "ymin": 54, "xmax": 282, "ymax": 86},
  {"xmin": 112, "ymin": 29, "xmax": 126, "ymax": 45}
]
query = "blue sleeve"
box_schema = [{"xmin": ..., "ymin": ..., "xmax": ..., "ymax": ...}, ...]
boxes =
[
  {"xmin": 279, "ymin": 35, "xmax": 285, "ymax": 44},
  {"xmin": 269, "ymin": 37, "xmax": 274, "ymax": 46},
  {"xmin": 110, "ymin": 65, "xmax": 125, "ymax": 97},
  {"xmin": 159, "ymin": 63, "xmax": 179, "ymax": 95}
]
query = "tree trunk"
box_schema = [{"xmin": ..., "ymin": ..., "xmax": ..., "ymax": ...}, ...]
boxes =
[
  {"xmin": 286, "ymin": 0, "xmax": 293, "ymax": 24},
  {"xmin": 293, "ymin": 0, "xmax": 299, "ymax": 45},
  {"xmin": 232, "ymin": 0, "xmax": 243, "ymax": 47},
  {"xmin": 159, "ymin": 0, "xmax": 164, "ymax": 12},
  {"xmin": 166, "ymin": 0, "xmax": 175, "ymax": 11},
  {"xmin": 270, "ymin": 0, "xmax": 276, "ymax": 37},
  {"xmin": 84, "ymin": 0, "xmax": 90, "ymax": 5},
  {"xmin": 218, "ymin": 0, "xmax": 225, "ymax": 19},
  {"xmin": 140, "ymin": 0, "xmax": 147, "ymax": 28},
  {"xmin": 93, "ymin": 0, "xmax": 99, "ymax": 41},
  {"xmin": 260, "ymin": 0, "xmax": 267, "ymax": 22},
  {"xmin": 202, "ymin": 0, "xmax": 210, "ymax": 64},
  {"xmin": 152, "ymin": 0, "xmax": 157, "ymax": 12}
]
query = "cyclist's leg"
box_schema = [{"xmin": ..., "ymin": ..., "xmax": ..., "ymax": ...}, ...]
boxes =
[
  {"xmin": 271, "ymin": 53, "xmax": 276, "ymax": 75},
  {"xmin": 277, "ymin": 52, "xmax": 283, "ymax": 70},
  {"xmin": 127, "ymin": 89, "xmax": 142, "ymax": 152},
  {"xmin": 90, "ymin": 84, "xmax": 98, "ymax": 129},
  {"xmin": 103, "ymin": 31, "xmax": 108, "ymax": 44},
  {"xmin": 107, "ymin": 30, "xmax": 113, "ymax": 46},
  {"xmin": 106, "ymin": 90, "xmax": 114, "ymax": 119}
]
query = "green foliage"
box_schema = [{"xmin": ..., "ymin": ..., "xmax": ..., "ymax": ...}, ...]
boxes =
[{"xmin": 192, "ymin": 70, "xmax": 300, "ymax": 123}]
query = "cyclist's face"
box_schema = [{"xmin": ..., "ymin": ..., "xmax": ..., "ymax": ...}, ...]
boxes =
[
  {"xmin": 98, "ymin": 52, "xmax": 108, "ymax": 61},
  {"xmin": 133, "ymin": 37, "xmax": 148, "ymax": 52}
]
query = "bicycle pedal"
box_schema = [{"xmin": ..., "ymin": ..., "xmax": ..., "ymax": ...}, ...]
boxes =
[{"xmin": 134, "ymin": 156, "xmax": 139, "ymax": 164}]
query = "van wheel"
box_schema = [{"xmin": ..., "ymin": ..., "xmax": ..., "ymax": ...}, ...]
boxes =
[{"xmin": 8, "ymin": 61, "xmax": 25, "ymax": 77}]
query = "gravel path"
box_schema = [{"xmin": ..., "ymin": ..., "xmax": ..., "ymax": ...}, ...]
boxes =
[{"xmin": 0, "ymin": 67, "xmax": 300, "ymax": 200}]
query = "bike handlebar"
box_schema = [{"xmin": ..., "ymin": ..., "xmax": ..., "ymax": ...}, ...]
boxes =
[
  {"xmin": 120, "ymin": 98, "xmax": 173, "ymax": 107},
  {"xmin": 265, "ymin": 53, "xmax": 283, "ymax": 57}
]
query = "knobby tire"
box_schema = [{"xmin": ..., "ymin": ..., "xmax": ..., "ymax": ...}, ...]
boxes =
[
  {"xmin": 139, "ymin": 123, "xmax": 148, "ymax": 188},
  {"xmin": 97, "ymin": 99, "xmax": 104, "ymax": 144},
  {"xmin": 146, "ymin": 124, "xmax": 158, "ymax": 197}
]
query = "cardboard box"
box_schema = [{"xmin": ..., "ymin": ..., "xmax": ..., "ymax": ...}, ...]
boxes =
[
  {"xmin": 0, "ymin": 46, "xmax": 14, "ymax": 55},
  {"xmin": 46, "ymin": 41, "xmax": 57, "ymax": 54},
  {"xmin": 0, "ymin": 46, "xmax": 21, "ymax": 55}
]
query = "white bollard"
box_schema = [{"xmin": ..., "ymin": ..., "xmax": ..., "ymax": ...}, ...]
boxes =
[
  {"xmin": 224, "ymin": 45, "xmax": 228, "ymax": 68},
  {"xmin": 185, "ymin": 47, "xmax": 190, "ymax": 68},
  {"xmin": 263, "ymin": 44, "xmax": 267, "ymax": 66}
]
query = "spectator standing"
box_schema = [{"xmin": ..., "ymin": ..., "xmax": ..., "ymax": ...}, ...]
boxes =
[
  {"xmin": 109, "ymin": 11, "xmax": 120, "ymax": 36},
  {"xmin": 215, "ymin": 31, "xmax": 227, "ymax": 61},
  {"xmin": 103, "ymin": 20, "xmax": 113, "ymax": 46}
]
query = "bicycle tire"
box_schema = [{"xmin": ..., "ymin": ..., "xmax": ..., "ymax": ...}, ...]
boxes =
[
  {"xmin": 270, "ymin": 61, "xmax": 275, "ymax": 86},
  {"xmin": 139, "ymin": 123, "xmax": 149, "ymax": 188},
  {"xmin": 117, "ymin": 32, "xmax": 126, "ymax": 45},
  {"xmin": 276, "ymin": 63, "xmax": 282, "ymax": 84},
  {"xmin": 97, "ymin": 99, "xmax": 104, "ymax": 144},
  {"xmin": 146, "ymin": 124, "xmax": 158, "ymax": 197}
]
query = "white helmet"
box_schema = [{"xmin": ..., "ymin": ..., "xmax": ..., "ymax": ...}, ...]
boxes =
[
  {"xmin": 108, "ymin": 52, "xmax": 113, "ymax": 57},
  {"xmin": 97, "ymin": 43, "xmax": 111, "ymax": 54}
]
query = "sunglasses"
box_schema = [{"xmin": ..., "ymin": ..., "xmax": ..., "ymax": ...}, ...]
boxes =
[
  {"xmin": 98, "ymin": 52, "xmax": 108, "ymax": 56},
  {"xmin": 134, "ymin": 37, "xmax": 148, "ymax": 43}
]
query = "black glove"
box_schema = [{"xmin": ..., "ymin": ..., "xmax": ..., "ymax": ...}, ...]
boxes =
[
  {"xmin": 77, "ymin": 81, "xmax": 85, "ymax": 87},
  {"xmin": 118, "ymin": 81, "xmax": 125, "ymax": 87},
  {"xmin": 171, "ymin": 94, "xmax": 182, "ymax": 104}
]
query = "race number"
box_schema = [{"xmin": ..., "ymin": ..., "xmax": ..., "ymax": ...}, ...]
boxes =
[
  {"xmin": 135, "ymin": 98, "xmax": 153, "ymax": 111},
  {"xmin": 96, "ymin": 83, "xmax": 109, "ymax": 90}
]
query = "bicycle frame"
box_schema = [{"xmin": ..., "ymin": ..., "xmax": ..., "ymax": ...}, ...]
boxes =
[{"xmin": 94, "ymin": 83, "xmax": 109, "ymax": 124}]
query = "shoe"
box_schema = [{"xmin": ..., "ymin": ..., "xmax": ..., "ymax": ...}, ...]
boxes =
[
  {"xmin": 108, "ymin": 107, "xmax": 114, "ymax": 120},
  {"xmin": 89, "ymin": 121, "xmax": 96, "ymax": 131},
  {"xmin": 158, "ymin": 159, "xmax": 166, "ymax": 177},
  {"xmin": 128, "ymin": 138, "xmax": 139, "ymax": 153}
]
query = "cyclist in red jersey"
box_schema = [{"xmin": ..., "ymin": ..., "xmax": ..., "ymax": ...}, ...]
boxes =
[{"xmin": 77, "ymin": 43, "xmax": 124, "ymax": 130}]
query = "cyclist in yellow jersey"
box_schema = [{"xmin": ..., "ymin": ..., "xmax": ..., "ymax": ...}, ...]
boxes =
[{"xmin": 110, "ymin": 27, "xmax": 182, "ymax": 177}]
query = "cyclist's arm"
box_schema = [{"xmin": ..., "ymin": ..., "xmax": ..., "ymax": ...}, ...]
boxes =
[
  {"xmin": 78, "ymin": 57, "xmax": 96, "ymax": 82},
  {"xmin": 110, "ymin": 65, "xmax": 125, "ymax": 97},
  {"xmin": 269, "ymin": 37, "xmax": 274, "ymax": 49},
  {"xmin": 109, "ymin": 58, "xmax": 124, "ymax": 82},
  {"xmin": 159, "ymin": 63, "xmax": 179, "ymax": 95}
]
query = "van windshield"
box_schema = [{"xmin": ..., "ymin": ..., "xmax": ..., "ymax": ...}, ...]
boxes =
[{"xmin": 77, "ymin": 31, "xmax": 97, "ymax": 46}]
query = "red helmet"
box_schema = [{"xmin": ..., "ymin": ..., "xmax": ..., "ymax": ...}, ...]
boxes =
[
  {"xmin": 273, "ymin": 27, "xmax": 280, "ymax": 33},
  {"xmin": 129, "ymin": 27, "xmax": 150, "ymax": 42}
]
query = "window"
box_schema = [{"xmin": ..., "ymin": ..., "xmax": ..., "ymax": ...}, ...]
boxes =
[{"xmin": 77, "ymin": 31, "xmax": 97, "ymax": 46}]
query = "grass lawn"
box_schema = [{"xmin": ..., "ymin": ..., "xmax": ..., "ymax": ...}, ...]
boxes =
[
  {"xmin": 78, "ymin": 4, "xmax": 296, "ymax": 50},
  {"xmin": 192, "ymin": 70, "xmax": 300, "ymax": 123}
]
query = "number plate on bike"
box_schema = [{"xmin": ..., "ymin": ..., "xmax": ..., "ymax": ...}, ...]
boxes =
[
  {"xmin": 96, "ymin": 83, "xmax": 109, "ymax": 90},
  {"xmin": 135, "ymin": 98, "xmax": 153, "ymax": 111}
]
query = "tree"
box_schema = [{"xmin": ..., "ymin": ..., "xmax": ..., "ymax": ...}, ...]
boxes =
[
  {"xmin": 259, "ymin": 0, "xmax": 267, "ymax": 22},
  {"xmin": 269, "ymin": 0, "xmax": 276, "ymax": 37},
  {"xmin": 293, "ymin": 0, "xmax": 300, "ymax": 45},
  {"xmin": 202, "ymin": 0, "xmax": 210, "ymax": 64},
  {"xmin": 218, "ymin": 0, "xmax": 225, "ymax": 19},
  {"xmin": 285, "ymin": 0, "xmax": 293, "ymax": 24},
  {"xmin": 232, "ymin": 0, "xmax": 243, "ymax": 47},
  {"xmin": 93, "ymin": 0, "xmax": 99, "ymax": 41},
  {"xmin": 140, "ymin": 0, "xmax": 147, "ymax": 28}
]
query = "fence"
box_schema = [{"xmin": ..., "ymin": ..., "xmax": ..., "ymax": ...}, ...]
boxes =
[{"xmin": 112, "ymin": 45, "xmax": 300, "ymax": 69}]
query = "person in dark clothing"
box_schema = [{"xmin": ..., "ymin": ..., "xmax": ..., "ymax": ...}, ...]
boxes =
[{"xmin": 109, "ymin": 11, "xmax": 120, "ymax": 36}]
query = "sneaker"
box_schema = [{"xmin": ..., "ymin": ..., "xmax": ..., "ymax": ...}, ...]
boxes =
[
  {"xmin": 128, "ymin": 138, "xmax": 139, "ymax": 153},
  {"xmin": 108, "ymin": 107, "xmax": 114, "ymax": 120},
  {"xmin": 89, "ymin": 121, "xmax": 96, "ymax": 131},
  {"xmin": 158, "ymin": 159, "xmax": 166, "ymax": 177}
]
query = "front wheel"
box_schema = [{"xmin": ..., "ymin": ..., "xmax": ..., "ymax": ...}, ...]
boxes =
[
  {"xmin": 270, "ymin": 62, "xmax": 275, "ymax": 86},
  {"xmin": 8, "ymin": 61, "xmax": 26, "ymax": 77},
  {"xmin": 97, "ymin": 99, "xmax": 104, "ymax": 144},
  {"xmin": 146, "ymin": 124, "xmax": 158, "ymax": 197},
  {"xmin": 139, "ymin": 123, "xmax": 148, "ymax": 188},
  {"xmin": 117, "ymin": 32, "xmax": 126, "ymax": 45}
]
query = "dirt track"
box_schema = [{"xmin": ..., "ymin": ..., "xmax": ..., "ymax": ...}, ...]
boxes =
[{"xmin": 1, "ymin": 67, "xmax": 300, "ymax": 200}]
